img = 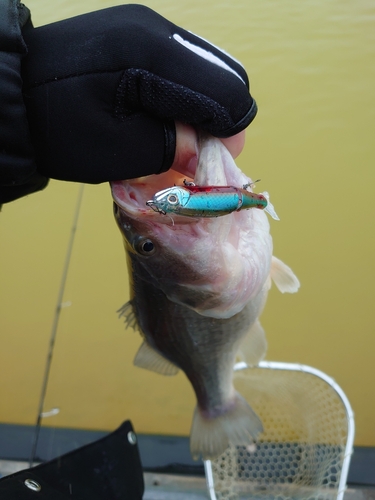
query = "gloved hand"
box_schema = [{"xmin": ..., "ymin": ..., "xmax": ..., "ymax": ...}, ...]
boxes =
[{"xmin": 1, "ymin": 2, "xmax": 257, "ymax": 204}]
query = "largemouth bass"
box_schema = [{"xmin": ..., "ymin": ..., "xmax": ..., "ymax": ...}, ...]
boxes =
[{"xmin": 110, "ymin": 136, "xmax": 299, "ymax": 460}]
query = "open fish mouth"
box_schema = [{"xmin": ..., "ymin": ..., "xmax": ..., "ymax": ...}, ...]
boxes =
[
  {"xmin": 110, "ymin": 168, "xmax": 196, "ymax": 222},
  {"xmin": 110, "ymin": 135, "xmax": 254, "ymax": 221}
]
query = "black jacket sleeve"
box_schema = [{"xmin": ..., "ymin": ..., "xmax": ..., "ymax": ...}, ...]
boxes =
[
  {"xmin": 1, "ymin": 3, "xmax": 258, "ymax": 204},
  {"xmin": 0, "ymin": 0, "xmax": 48, "ymax": 204}
]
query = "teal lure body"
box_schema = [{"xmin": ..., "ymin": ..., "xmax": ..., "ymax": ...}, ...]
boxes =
[{"xmin": 146, "ymin": 184, "xmax": 279, "ymax": 220}]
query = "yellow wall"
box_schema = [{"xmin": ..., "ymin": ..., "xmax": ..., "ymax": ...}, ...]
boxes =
[{"xmin": 1, "ymin": 0, "xmax": 374, "ymax": 446}]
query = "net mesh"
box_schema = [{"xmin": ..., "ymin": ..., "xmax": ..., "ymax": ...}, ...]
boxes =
[{"xmin": 206, "ymin": 363, "xmax": 353, "ymax": 500}]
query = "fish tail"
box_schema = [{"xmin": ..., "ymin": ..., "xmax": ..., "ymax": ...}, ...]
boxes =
[{"xmin": 190, "ymin": 392, "xmax": 263, "ymax": 461}]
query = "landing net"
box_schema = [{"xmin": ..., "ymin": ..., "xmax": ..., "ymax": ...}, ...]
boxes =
[{"xmin": 204, "ymin": 361, "xmax": 354, "ymax": 500}]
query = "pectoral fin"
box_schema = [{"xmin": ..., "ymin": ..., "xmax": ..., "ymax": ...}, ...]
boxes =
[
  {"xmin": 134, "ymin": 341, "xmax": 179, "ymax": 376},
  {"xmin": 271, "ymin": 256, "xmax": 300, "ymax": 293},
  {"xmin": 237, "ymin": 320, "xmax": 267, "ymax": 366}
]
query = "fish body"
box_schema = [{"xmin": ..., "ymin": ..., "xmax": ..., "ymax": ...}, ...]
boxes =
[
  {"xmin": 146, "ymin": 184, "xmax": 271, "ymax": 218},
  {"xmin": 111, "ymin": 136, "xmax": 299, "ymax": 460}
]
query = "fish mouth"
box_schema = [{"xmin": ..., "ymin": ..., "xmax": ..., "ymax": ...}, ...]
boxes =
[
  {"xmin": 110, "ymin": 135, "xmax": 251, "ymax": 222},
  {"xmin": 110, "ymin": 168, "xmax": 195, "ymax": 222}
]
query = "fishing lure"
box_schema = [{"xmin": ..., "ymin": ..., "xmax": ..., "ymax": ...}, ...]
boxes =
[{"xmin": 146, "ymin": 183, "xmax": 279, "ymax": 220}]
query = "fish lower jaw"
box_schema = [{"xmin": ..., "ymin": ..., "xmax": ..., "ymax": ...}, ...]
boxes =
[{"xmin": 111, "ymin": 180, "xmax": 151, "ymax": 216}]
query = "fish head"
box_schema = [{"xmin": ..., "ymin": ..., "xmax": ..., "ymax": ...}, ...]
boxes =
[{"xmin": 111, "ymin": 136, "xmax": 273, "ymax": 319}]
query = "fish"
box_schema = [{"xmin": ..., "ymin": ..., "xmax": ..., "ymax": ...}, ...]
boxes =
[{"xmin": 110, "ymin": 135, "xmax": 300, "ymax": 460}]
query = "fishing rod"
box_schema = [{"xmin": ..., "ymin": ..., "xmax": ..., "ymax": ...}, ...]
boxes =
[{"xmin": 29, "ymin": 184, "xmax": 85, "ymax": 467}]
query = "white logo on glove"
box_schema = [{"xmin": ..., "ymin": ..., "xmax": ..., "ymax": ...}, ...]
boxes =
[{"xmin": 172, "ymin": 33, "xmax": 245, "ymax": 84}]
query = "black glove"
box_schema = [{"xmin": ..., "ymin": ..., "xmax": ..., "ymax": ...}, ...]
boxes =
[{"xmin": 1, "ymin": 3, "xmax": 257, "ymax": 204}]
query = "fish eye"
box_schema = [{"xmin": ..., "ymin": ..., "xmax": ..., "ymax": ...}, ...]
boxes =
[
  {"xmin": 134, "ymin": 238, "xmax": 156, "ymax": 256},
  {"xmin": 167, "ymin": 194, "xmax": 178, "ymax": 205}
]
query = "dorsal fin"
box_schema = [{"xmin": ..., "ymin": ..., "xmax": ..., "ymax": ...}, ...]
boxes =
[{"xmin": 117, "ymin": 301, "xmax": 140, "ymax": 332}]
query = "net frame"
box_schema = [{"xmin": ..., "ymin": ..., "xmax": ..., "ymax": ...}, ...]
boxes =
[{"xmin": 204, "ymin": 361, "xmax": 355, "ymax": 500}]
